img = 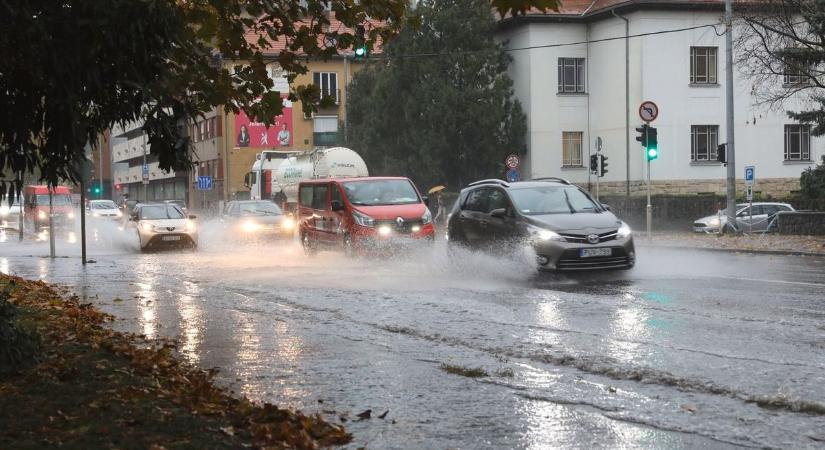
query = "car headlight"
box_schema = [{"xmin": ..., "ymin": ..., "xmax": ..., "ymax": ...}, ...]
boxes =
[
  {"xmin": 185, "ymin": 220, "xmax": 196, "ymax": 232},
  {"xmin": 421, "ymin": 209, "xmax": 432, "ymax": 225},
  {"xmin": 0, "ymin": 206, "xmax": 8, "ymax": 217},
  {"xmin": 242, "ymin": 221, "xmax": 259, "ymax": 232},
  {"xmin": 528, "ymin": 225, "xmax": 565, "ymax": 242},
  {"xmin": 378, "ymin": 225, "xmax": 392, "ymax": 236},
  {"xmin": 140, "ymin": 222, "xmax": 154, "ymax": 232},
  {"xmin": 281, "ymin": 217, "xmax": 295, "ymax": 230},
  {"xmin": 38, "ymin": 210, "xmax": 47, "ymax": 220},
  {"xmin": 67, "ymin": 211, "xmax": 75, "ymax": 219},
  {"xmin": 617, "ymin": 222, "xmax": 632, "ymax": 239},
  {"xmin": 92, "ymin": 212, "xmax": 100, "ymax": 217},
  {"xmin": 709, "ymin": 217, "xmax": 721, "ymax": 227},
  {"xmin": 352, "ymin": 210, "xmax": 375, "ymax": 227},
  {"xmin": 116, "ymin": 210, "xmax": 123, "ymax": 217}
]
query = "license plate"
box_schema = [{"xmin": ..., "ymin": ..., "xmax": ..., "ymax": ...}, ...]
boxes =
[
  {"xmin": 580, "ymin": 248, "xmax": 611, "ymax": 258},
  {"xmin": 162, "ymin": 235, "xmax": 181, "ymax": 241}
]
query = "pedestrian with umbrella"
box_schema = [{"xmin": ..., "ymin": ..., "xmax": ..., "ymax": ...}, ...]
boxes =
[{"xmin": 428, "ymin": 185, "xmax": 446, "ymax": 226}]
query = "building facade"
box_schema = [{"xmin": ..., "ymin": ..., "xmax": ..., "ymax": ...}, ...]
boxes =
[{"xmin": 499, "ymin": 1, "xmax": 821, "ymax": 198}]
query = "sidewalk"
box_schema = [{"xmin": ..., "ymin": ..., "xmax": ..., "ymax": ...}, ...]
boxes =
[
  {"xmin": 638, "ymin": 231, "xmax": 825, "ymax": 256},
  {"xmin": 0, "ymin": 274, "xmax": 351, "ymax": 449}
]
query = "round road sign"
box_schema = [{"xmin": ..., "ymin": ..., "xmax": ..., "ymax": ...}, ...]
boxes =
[
  {"xmin": 505, "ymin": 154, "xmax": 520, "ymax": 169},
  {"xmin": 638, "ymin": 101, "xmax": 659, "ymax": 122}
]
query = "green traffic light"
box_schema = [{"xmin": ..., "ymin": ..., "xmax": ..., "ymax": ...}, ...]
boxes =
[
  {"xmin": 354, "ymin": 46, "xmax": 367, "ymax": 58},
  {"xmin": 647, "ymin": 147, "xmax": 659, "ymax": 161}
]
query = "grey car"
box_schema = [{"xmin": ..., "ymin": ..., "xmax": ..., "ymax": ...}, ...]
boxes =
[
  {"xmin": 447, "ymin": 178, "xmax": 635, "ymax": 271},
  {"xmin": 220, "ymin": 200, "xmax": 295, "ymax": 239},
  {"xmin": 693, "ymin": 202, "xmax": 794, "ymax": 233}
]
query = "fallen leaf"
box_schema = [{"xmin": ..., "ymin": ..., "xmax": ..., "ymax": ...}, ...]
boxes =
[
  {"xmin": 220, "ymin": 426, "xmax": 235, "ymax": 436},
  {"xmin": 681, "ymin": 404, "xmax": 697, "ymax": 413},
  {"xmin": 378, "ymin": 410, "xmax": 389, "ymax": 419},
  {"xmin": 356, "ymin": 409, "xmax": 372, "ymax": 420}
]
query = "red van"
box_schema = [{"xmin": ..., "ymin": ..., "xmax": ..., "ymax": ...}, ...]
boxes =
[
  {"xmin": 23, "ymin": 185, "xmax": 76, "ymax": 230},
  {"xmin": 298, "ymin": 177, "xmax": 435, "ymax": 255}
]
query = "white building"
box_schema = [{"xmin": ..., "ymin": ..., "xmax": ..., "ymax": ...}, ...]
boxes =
[{"xmin": 498, "ymin": 0, "xmax": 821, "ymax": 197}]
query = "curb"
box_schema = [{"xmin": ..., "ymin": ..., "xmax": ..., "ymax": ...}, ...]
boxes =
[{"xmin": 637, "ymin": 242, "xmax": 825, "ymax": 258}]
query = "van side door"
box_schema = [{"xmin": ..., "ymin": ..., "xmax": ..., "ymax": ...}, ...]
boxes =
[
  {"xmin": 328, "ymin": 182, "xmax": 346, "ymax": 247},
  {"xmin": 298, "ymin": 184, "xmax": 316, "ymax": 237},
  {"xmin": 311, "ymin": 183, "xmax": 330, "ymax": 244}
]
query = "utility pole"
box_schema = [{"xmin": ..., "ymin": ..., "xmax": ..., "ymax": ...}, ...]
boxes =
[
  {"xmin": 48, "ymin": 186, "xmax": 55, "ymax": 258},
  {"xmin": 724, "ymin": 0, "xmax": 737, "ymax": 232}
]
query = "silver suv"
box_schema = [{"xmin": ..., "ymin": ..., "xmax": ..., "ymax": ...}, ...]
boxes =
[
  {"xmin": 446, "ymin": 178, "xmax": 635, "ymax": 271},
  {"xmin": 693, "ymin": 202, "xmax": 794, "ymax": 233}
]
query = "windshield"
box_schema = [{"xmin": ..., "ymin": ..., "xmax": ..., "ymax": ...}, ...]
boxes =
[
  {"xmin": 238, "ymin": 202, "xmax": 282, "ymax": 216},
  {"xmin": 36, "ymin": 194, "xmax": 72, "ymax": 206},
  {"xmin": 343, "ymin": 180, "xmax": 420, "ymax": 206},
  {"xmin": 509, "ymin": 186, "xmax": 601, "ymax": 215},
  {"xmin": 140, "ymin": 205, "xmax": 185, "ymax": 220},
  {"xmin": 91, "ymin": 201, "xmax": 117, "ymax": 209}
]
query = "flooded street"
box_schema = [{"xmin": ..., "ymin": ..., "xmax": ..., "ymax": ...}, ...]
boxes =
[{"xmin": 2, "ymin": 224, "xmax": 825, "ymax": 449}]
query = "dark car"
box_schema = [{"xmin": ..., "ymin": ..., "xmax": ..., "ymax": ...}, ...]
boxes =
[
  {"xmin": 446, "ymin": 178, "xmax": 635, "ymax": 271},
  {"xmin": 220, "ymin": 200, "xmax": 295, "ymax": 239}
]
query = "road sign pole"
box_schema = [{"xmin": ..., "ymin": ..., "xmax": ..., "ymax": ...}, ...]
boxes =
[
  {"xmin": 646, "ymin": 157, "xmax": 652, "ymax": 239},
  {"xmin": 724, "ymin": 0, "xmax": 737, "ymax": 233}
]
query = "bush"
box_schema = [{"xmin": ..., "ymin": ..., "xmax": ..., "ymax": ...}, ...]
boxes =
[
  {"xmin": 0, "ymin": 284, "xmax": 39, "ymax": 376},
  {"xmin": 800, "ymin": 155, "xmax": 825, "ymax": 203}
]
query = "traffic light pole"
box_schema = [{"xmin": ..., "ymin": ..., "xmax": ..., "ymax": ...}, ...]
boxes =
[
  {"xmin": 724, "ymin": 0, "xmax": 737, "ymax": 232},
  {"xmin": 646, "ymin": 157, "xmax": 652, "ymax": 239}
]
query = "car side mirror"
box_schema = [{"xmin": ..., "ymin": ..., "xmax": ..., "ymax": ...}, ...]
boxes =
[
  {"xmin": 188, "ymin": 215, "xmax": 197, "ymax": 220},
  {"xmin": 423, "ymin": 196, "xmax": 430, "ymax": 207},
  {"xmin": 331, "ymin": 200, "xmax": 344, "ymax": 212},
  {"xmin": 490, "ymin": 208, "xmax": 507, "ymax": 218}
]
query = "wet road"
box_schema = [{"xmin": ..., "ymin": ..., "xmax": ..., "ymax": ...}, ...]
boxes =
[{"xmin": 2, "ymin": 224, "xmax": 825, "ymax": 449}]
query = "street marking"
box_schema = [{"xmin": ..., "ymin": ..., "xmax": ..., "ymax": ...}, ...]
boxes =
[{"xmin": 716, "ymin": 275, "xmax": 825, "ymax": 288}]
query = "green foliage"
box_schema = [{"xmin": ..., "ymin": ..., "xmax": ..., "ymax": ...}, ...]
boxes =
[
  {"xmin": 345, "ymin": 0, "xmax": 527, "ymax": 189},
  {"xmin": 0, "ymin": 285, "xmax": 40, "ymax": 376},
  {"xmin": 800, "ymin": 155, "xmax": 825, "ymax": 201}
]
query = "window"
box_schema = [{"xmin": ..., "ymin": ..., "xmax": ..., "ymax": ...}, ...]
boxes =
[
  {"xmin": 557, "ymin": 58, "xmax": 585, "ymax": 93},
  {"xmin": 783, "ymin": 49, "xmax": 810, "ymax": 85},
  {"xmin": 313, "ymin": 72, "xmax": 339, "ymax": 103},
  {"xmin": 562, "ymin": 131, "xmax": 583, "ymax": 167},
  {"xmin": 312, "ymin": 184, "xmax": 328, "ymax": 210},
  {"xmin": 784, "ymin": 124, "xmax": 811, "ymax": 161},
  {"xmin": 313, "ymin": 116, "xmax": 339, "ymax": 147},
  {"xmin": 299, "ymin": 185, "xmax": 313, "ymax": 207},
  {"xmin": 463, "ymin": 189, "xmax": 489, "ymax": 212},
  {"xmin": 690, "ymin": 47, "xmax": 717, "ymax": 84},
  {"xmin": 691, "ymin": 125, "xmax": 719, "ymax": 162},
  {"xmin": 487, "ymin": 189, "xmax": 509, "ymax": 212}
]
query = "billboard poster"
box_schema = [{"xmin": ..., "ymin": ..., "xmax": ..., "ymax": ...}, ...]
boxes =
[{"xmin": 234, "ymin": 96, "xmax": 293, "ymax": 148}]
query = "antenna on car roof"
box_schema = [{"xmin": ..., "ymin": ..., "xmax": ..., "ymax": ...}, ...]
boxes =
[
  {"xmin": 529, "ymin": 177, "xmax": 571, "ymax": 185},
  {"xmin": 467, "ymin": 179, "xmax": 510, "ymax": 188}
]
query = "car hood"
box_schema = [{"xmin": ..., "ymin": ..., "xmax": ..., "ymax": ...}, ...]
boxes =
[
  {"xmin": 695, "ymin": 214, "xmax": 727, "ymax": 224},
  {"xmin": 352, "ymin": 203, "xmax": 426, "ymax": 221},
  {"xmin": 92, "ymin": 208, "xmax": 120, "ymax": 214},
  {"xmin": 140, "ymin": 218, "xmax": 188, "ymax": 229},
  {"xmin": 524, "ymin": 211, "xmax": 621, "ymax": 233},
  {"xmin": 228, "ymin": 214, "xmax": 286, "ymax": 225}
]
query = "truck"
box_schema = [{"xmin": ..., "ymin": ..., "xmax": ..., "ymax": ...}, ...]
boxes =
[
  {"xmin": 23, "ymin": 185, "xmax": 76, "ymax": 231},
  {"xmin": 245, "ymin": 147, "xmax": 369, "ymax": 208}
]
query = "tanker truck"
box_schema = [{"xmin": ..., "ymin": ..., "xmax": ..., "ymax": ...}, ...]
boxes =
[{"xmin": 246, "ymin": 147, "xmax": 368, "ymax": 207}]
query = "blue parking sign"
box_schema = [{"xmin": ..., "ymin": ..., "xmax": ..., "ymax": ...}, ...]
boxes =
[
  {"xmin": 506, "ymin": 168, "xmax": 520, "ymax": 182},
  {"xmin": 744, "ymin": 166, "xmax": 755, "ymax": 183}
]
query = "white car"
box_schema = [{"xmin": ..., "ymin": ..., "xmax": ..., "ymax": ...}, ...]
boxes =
[
  {"xmin": 88, "ymin": 199, "xmax": 123, "ymax": 219},
  {"xmin": 129, "ymin": 203, "xmax": 198, "ymax": 251},
  {"xmin": 693, "ymin": 202, "xmax": 794, "ymax": 233},
  {"xmin": 0, "ymin": 198, "xmax": 22, "ymax": 230}
]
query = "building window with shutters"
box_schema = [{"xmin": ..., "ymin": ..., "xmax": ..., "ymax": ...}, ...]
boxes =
[
  {"xmin": 562, "ymin": 131, "xmax": 583, "ymax": 167},
  {"xmin": 313, "ymin": 72, "xmax": 339, "ymax": 104},
  {"xmin": 784, "ymin": 124, "xmax": 811, "ymax": 161},
  {"xmin": 691, "ymin": 125, "xmax": 719, "ymax": 162},
  {"xmin": 557, "ymin": 58, "xmax": 586, "ymax": 93},
  {"xmin": 690, "ymin": 47, "xmax": 717, "ymax": 84}
]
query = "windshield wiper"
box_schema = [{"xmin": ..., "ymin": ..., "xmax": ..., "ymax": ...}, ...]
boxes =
[{"xmin": 563, "ymin": 191, "xmax": 576, "ymax": 214}]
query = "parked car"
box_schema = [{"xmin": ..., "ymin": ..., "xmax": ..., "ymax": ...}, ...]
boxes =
[
  {"xmin": 693, "ymin": 202, "xmax": 794, "ymax": 233},
  {"xmin": 220, "ymin": 200, "xmax": 294, "ymax": 239},
  {"xmin": 23, "ymin": 185, "xmax": 75, "ymax": 230},
  {"xmin": 128, "ymin": 203, "xmax": 197, "ymax": 251},
  {"xmin": 0, "ymin": 197, "xmax": 22, "ymax": 230},
  {"xmin": 88, "ymin": 199, "xmax": 122, "ymax": 219},
  {"xmin": 447, "ymin": 178, "xmax": 635, "ymax": 271},
  {"xmin": 298, "ymin": 177, "xmax": 435, "ymax": 255}
]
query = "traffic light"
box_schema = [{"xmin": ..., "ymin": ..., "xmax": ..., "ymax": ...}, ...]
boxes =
[
  {"xmin": 353, "ymin": 25, "xmax": 368, "ymax": 59},
  {"xmin": 599, "ymin": 154, "xmax": 609, "ymax": 177},
  {"xmin": 646, "ymin": 126, "xmax": 658, "ymax": 161},
  {"xmin": 716, "ymin": 143, "xmax": 727, "ymax": 165},
  {"xmin": 589, "ymin": 154, "xmax": 599, "ymax": 174},
  {"xmin": 354, "ymin": 46, "xmax": 368, "ymax": 58},
  {"xmin": 93, "ymin": 183, "xmax": 101, "ymax": 195},
  {"xmin": 635, "ymin": 124, "xmax": 650, "ymax": 148}
]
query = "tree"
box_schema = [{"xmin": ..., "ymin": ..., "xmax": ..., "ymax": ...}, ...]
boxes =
[
  {"xmin": 0, "ymin": 0, "xmax": 556, "ymax": 203},
  {"xmin": 736, "ymin": 1, "xmax": 825, "ymax": 132},
  {"xmin": 800, "ymin": 155, "xmax": 825, "ymax": 198},
  {"xmin": 345, "ymin": 0, "xmax": 527, "ymax": 189}
]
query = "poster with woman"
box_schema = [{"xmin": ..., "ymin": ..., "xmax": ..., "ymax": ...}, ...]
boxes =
[{"xmin": 234, "ymin": 96, "xmax": 293, "ymax": 148}]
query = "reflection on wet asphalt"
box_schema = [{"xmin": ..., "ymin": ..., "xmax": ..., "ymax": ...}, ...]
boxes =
[{"xmin": 2, "ymin": 223, "xmax": 825, "ymax": 449}]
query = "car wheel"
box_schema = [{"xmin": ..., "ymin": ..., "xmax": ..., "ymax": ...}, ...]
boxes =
[{"xmin": 301, "ymin": 233, "xmax": 316, "ymax": 256}]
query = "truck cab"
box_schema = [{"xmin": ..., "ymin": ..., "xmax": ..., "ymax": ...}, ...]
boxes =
[{"xmin": 23, "ymin": 185, "xmax": 76, "ymax": 230}]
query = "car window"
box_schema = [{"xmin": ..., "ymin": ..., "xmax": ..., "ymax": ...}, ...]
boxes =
[
  {"xmin": 91, "ymin": 201, "xmax": 117, "ymax": 209},
  {"xmin": 299, "ymin": 185, "xmax": 313, "ymax": 207},
  {"xmin": 312, "ymin": 185, "xmax": 328, "ymax": 210},
  {"xmin": 751, "ymin": 205, "xmax": 764, "ymax": 215},
  {"xmin": 140, "ymin": 205, "xmax": 184, "ymax": 220},
  {"xmin": 487, "ymin": 189, "xmax": 509, "ymax": 212},
  {"xmin": 762, "ymin": 205, "xmax": 778, "ymax": 216},
  {"xmin": 463, "ymin": 189, "xmax": 489, "ymax": 212},
  {"xmin": 331, "ymin": 183, "xmax": 342, "ymax": 204},
  {"xmin": 238, "ymin": 202, "xmax": 282, "ymax": 215},
  {"xmin": 509, "ymin": 186, "xmax": 600, "ymax": 215},
  {"xmin": 35, "ymin": 194, "xmax": 72, "ymax": 206},
  {"xmin": 342, "ymin": 179, "xmax": 420, "ymax": 206},
  {"xmin": 778, "ymin": 205, "xmax": 792, "ymax": 212}
]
